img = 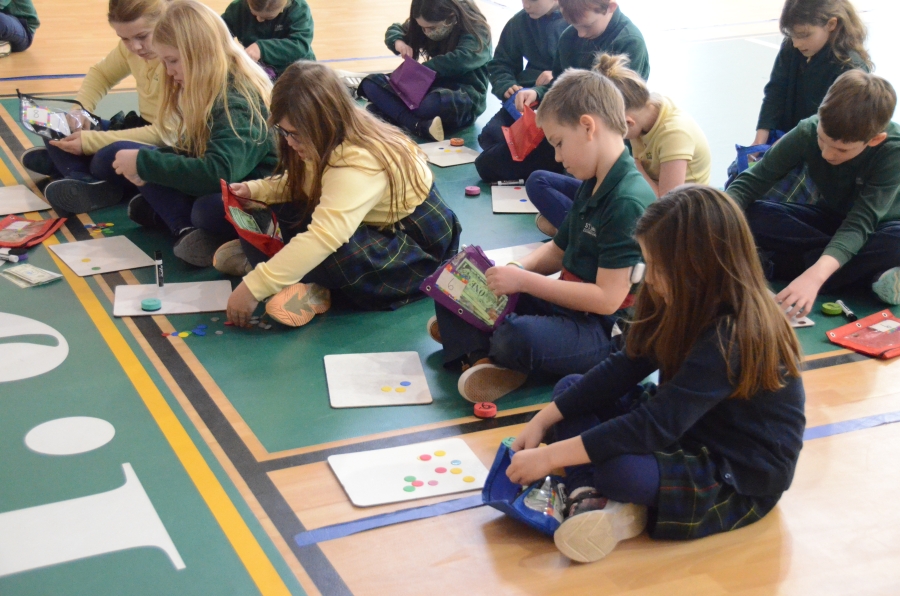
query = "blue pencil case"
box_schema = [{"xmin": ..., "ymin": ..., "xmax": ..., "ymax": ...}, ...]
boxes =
[{"xmin": 481, "ymin": 443, "xmax": 564, "ymax": 536}]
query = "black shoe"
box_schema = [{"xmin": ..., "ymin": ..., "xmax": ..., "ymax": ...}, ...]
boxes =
[
  {"xmin": 413, "ymin": 117, "xmax": 444, "ymax": 142},
  {"xmin": 127, "ymin": 194, "xmax": 167, "ymax": 230},
  {"xmin": 21, "ymin": 147, "xmax": 59, "ymax": 177},
  {"xmin": 173, "ymin": 228, "xmax": 222, "ymax": 267},
  {"xmin": 44, "ymin": 179, "xmax": 123, "ymax": 214}
]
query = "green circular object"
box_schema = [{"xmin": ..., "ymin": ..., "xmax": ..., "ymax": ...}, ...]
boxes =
[
  {"xmin": 91, "ymin": 267, "xmax": 101, "ymax": 271},
  {"xmin": 141, "ymin": 298, "xmax": 162, "ymax": 312},
  {"xmin": 821, "ymin": 302, "xmax": 842, "ymax": 316},
  {"xmin": 404, "ymin": 476, "xmax": 416, "ymax": 482},
  {"xmin": 403, "ymin": 486, "xmax": 416, "ymax": 492},
  {"xmin": 501, "ymin": 437, "xmax": 516, "ymax": 448}
]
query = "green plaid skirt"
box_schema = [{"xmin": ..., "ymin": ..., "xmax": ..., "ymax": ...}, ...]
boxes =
[{"xmin": 761, "ymin": 163, "xmax": 821, "ymax": 205}]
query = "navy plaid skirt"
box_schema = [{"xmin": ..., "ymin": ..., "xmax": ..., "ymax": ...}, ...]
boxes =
[
  {"xmin": 761, "ymin": 163, "xmax": 821, "ymax": 205},
  {"xmin": 361, "ymin": 73, "xmax": 477, "ymax": 131}
]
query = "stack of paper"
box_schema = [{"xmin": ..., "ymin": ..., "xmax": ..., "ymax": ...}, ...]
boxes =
[{"xmin": 0, "ymin": 264, "xmax": 62, "ymax": 288}]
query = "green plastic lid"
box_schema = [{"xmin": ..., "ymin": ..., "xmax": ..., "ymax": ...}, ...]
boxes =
[
  {"xmin": 141, "ymin": 298, "xmax": 162, "ymax": 312},
  {"xmin": 821, "ymin": 302, "xmax": 842, "ymax": 316},
  {"xmin": 501, "ymin": 437, "xmax": 516, "ymax": 448}
]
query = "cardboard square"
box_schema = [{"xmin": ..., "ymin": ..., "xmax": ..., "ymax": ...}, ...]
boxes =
[
  {"xmin": 0, "ymin": 186, "xmax": 50, "ymax": 216},
  {"xmin": 484, "ymin": 243, "xmax": 560, "ymax": 279},
  {"xmin": 491, "ymin": 185, "xmax": 538, "ymax": 213},
  {"xmin": 324, "ymin": 351, "xmax": 432, "ymax": 408},
  {"xmin": 328, "ymin": 438, "xmax": 489, "ymax": 506},
  {"xmin": 49, "ymin": 236, "xmax": 155, "ymax": 276},
  {"xmin": 113, "ymin": 281, "xmax": 232, "ymax": 317},
  {"xmin": 419, "ymin": 141, "xmax": 480, "ymax": 167}
]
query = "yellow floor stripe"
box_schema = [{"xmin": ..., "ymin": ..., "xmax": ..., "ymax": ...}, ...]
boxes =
[
  {"xmin": 38, "ymin": 233, "xmax": 292, "ymax": 596},
  {"xmin": 0, "ymin": 149, "xmax": 18, "ymax": 186}
]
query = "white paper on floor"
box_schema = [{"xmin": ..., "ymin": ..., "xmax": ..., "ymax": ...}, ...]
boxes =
[
  {"xmin": 491, "ymin": 184, "xmax": 538, "ymax": 213},
  {"xmin": 0, "ymin": 185, "xmax": 49, "ymax": 216},
  {"xmin": 768, "ymin": 290, "xmax": 814, "ymax": 328},
  {"xmin": 49, "ymin": 236, "xmax": 155, "ymax": 276},
  {"xmin": 113, "ymin": 280, "xmax": 232, "ymax": 317},
  {"xmin": 324, "ymin": 351, "xmax": 432, "ymax": 409},
  {"xmin": 483, "ymin": 243, "xmax": 561, "ymax": 280},
  {"xmin": 419, "ymin": 140, "xmax": 480, "ymax": 167},
  {"xmin": 328, "ymin": 438, "xmax": 489, "ymax": 507}
]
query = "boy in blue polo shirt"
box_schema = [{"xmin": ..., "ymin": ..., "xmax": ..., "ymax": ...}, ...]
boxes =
[{"xmin": 430, "ymin": 68, "xmax": 655, "ymax": 403}]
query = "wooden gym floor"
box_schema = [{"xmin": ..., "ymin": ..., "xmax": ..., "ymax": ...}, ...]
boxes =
[{"xmin": 2, "ymin": 0, "xmax": 900, "ymax": 594}]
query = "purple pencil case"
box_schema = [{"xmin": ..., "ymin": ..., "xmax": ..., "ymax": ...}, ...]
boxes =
[
  {"xmin": 389, "ymin": 56, "xmax": 437, "ymax": 110},
  {"xmin": 420, "ymin": 245, "xmax": 519, "ymax": 333}
]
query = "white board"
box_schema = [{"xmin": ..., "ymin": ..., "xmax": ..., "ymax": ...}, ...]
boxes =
[
  {"xmin": 491, "ymin": 184, "xmax": 538, "ymax": 213},
  {"xmin": 419, "ymin": 141, "xmax": 480, "ymax": 168},
  {"xmin": 113, "ymin": 281, "xmax": 232, "ymax": 317},
  {"xmin": 0, "ymin": 185, "xmax": 49, "ymax": 216},
  {"xmin": 49, "ymin": 236, "xmax": 155, "ymax": 276},
  {"xmin": 483, "ymin": 243, "xmax": 561, "ymax": 280},
  {"xmin": 328, "ymin": 438, "xmax": 488, "ymax": 507},
  {"xmin": 324, "ymin": 351, "xmax": 432, "ymax": 408},
  {"xmin": 768, "ymin": 290, "xmax": 814, "ymax": 328}
]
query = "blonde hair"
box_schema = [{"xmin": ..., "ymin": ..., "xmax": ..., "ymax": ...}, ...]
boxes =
[
  {"xmin": 593, "ymin": 53, "xmax": 658, "ymax": 112},
  {"xmin": 153, "ymin": 0, "xmax": 272, "ymax": 157},
  {"xmin": 270, "ymin": 62, "xmax": 431, "ymax": 226},
  {"xmin": 536, "ymin": 68, "xmax": 627, "ymax": 137},
  {"xmin": 108, "ymin": 0, "xmax": 169, "ymax": 24}
]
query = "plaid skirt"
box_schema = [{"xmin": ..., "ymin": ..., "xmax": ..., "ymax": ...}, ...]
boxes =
[
  {"xmin": 650, "ymin": 444, "xmax": 780, "ymax": 541},
  {"xmin": 302, "ymin": 185, "xmax": 461, "ymax": 310},
  {"xmin": 761, "ymin": 163, "xmax": 821, "ymax": 205},
  {"xmin": 361, "ymin": 73, "xmax": 477, "ymax": 131}
]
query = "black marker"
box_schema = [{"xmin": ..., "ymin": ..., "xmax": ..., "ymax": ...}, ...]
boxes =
[
  {"xmin": 154, "ymin": 250, "xmax": 164, "ymax": 288},
  {"xmin": 836, "ymin": 299, "xmax": 857, "ymax": 322}
]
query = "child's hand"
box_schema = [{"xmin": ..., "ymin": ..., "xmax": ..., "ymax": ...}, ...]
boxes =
[
  {"xmin": 485, "ymin": 265, "xmax": 528, "ymax": 296},
  {"xmin": 245, "ymin": 43, "xmax": 261, "ymax": 62},
  {"xmin": 535, "ymin": 70, "xmax": 553, "ymax": 86},
  {"xmin": 506, "ymin": 447, "xmax": 554, "ymax": 485},
  {"xmin": 515, "ymin": 89, "xmax": 538, "ymax": 113},
  {"xmin": 776, "ymin": 271, "xmax": 824, "ymax": 319},
  {"xmin": 504, "ymin": 85, "xmax": 523, "ymax": 99},
  {"xmin": 751, "ymin": 129, "xmax": 770, "ymax": 147},
  {"xmin": 229, "ymin": 182, "xmax": 252, "ymax": 198},
  {"xmin": 112, "ymin": 149, "xmax": 145, "ymax": 186},
  {"xmin": 49, "ymin": 132, "xmax": 84, "ymax": 156},
  {"xmin": 227, "ymin": 281, "xmax": 260, "ymax": 327},
  {"xmin": 511, "ymin": 422, "xmax": 546, "ymax": 452},
  {"xmin": 394, "ymin": 40, "xmax": 414, "ymax": 59},
  {"xmin": 66, "ymin": 108, "xmax": 93, "ymax": 131}
]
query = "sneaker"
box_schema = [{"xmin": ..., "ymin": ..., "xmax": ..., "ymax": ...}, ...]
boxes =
[
  {"xmin": 415, "ymin": 117, "xmax": 444, "ymax": 142},
  {"xmin": 535, "ymin": 214, "xmax": 558, "ymax": 237},
  {"xmin": 213, "ymin": 239, "xmax": 252, "ymax": 276},
  {"xmin": 21, "ymin": 147, "xmax": 58, "ymax": 177},
  {"xmin": 872, "ymin": 267, "xmax": 900, "ymax": 305},
  {"xmin": 0, "ymin": 41, "xmax": 10, "ymax": 58},
  {"xmin": 553, "ymin": 488, "xmax": 648, "ymax": 563},
  {"xmin": 266, "ymin": 283, "xmax": 331, "ymax": 327},
  {"xmin": 426, "ymin": 315, "xmax": 442, "ymax": 343},
  {"xmin": 127, "ymin": 194, "xmax": 166, "ymax": 229},
  {"xmin": 44, "ymin": 179, "xmax": 122, "ymax": 214},
  {"xmin": 173, "ymin": 228, "xmax": 221, "ymax": 267},
  {"xmin": 457, "ymin": 358, "xmax": 527, "ymax": 403}
]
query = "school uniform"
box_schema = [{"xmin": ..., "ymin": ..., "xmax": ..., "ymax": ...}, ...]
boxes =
[
  {"xmin": 436, "ymin": 148, "xmax": 654, "ymax": 377},
  {"xmin": 358, "ymin": 23, "xmax": 492, "ymax": 135},
  {"xmin": 549, "ymin": 321, "xmax": 806, "ymax": 540},
  {"xmin": 0, "ymin": 0, "xmax": 39, "ymax": 52},
  {"xmin": 728, "ymin": 116, "xmax": 900, "ymax": 292},
  {"xmin": 221, "ymin": 0, "xmax": 315, "ymax": 77},
  {"xmin": 475, "ymin": 8, "xmax": 649, "ymax": 183}
]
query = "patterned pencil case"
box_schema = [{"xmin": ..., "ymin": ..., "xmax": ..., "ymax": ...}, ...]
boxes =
[{"xmin": 221, "ymin": 179, "xmax": 285, "ymax": 258}]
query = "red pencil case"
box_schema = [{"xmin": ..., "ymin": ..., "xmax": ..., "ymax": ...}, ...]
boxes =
[
  {"xmin": 826, "ymin": 309, "xmax": 900, "ymax": 359},
  {"xmin": 0, "ymin": 214, "xmax": 66, "ymax": 248},
  {"xmin": 221, "ymin": 179, "xmax": 285, "ymax": 258},
  {"xmin": 502, "ymin": 104, "xmax": 545, "ymax": 162}
]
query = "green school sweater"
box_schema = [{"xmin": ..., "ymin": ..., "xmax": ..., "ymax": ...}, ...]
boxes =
[
  {"xmin": 727, "ymin": 116, "xmax": 900, "ymax": 266},
  {"xmin": 221, "ymin": 0, "xmax": 315, "ymax": 75},
  {"xmin": 0, "ymin": 0, "xmax": 39, "ymax": 34},
  {"xmin": 535, "ymin": 8, "xmax": 649, "ymax": 101},
  {"xmin": 757, "ymin": 39, "xmax": 869, "ymax": 133},
  {"xmin": 136, "ymin": 93, "xmax": 278, "ymax": 197},
  {"xmin": 385, "ymin": 23, "xmax": 492, "ymax": 117},
  {"xmin": 487, "ymin": 9, "xmax": 567, "ymax": 100}
]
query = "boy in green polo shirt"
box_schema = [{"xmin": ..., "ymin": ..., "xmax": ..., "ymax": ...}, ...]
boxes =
[
  {"xmin": 431, "ymin": 68, "xmax": 655, "ymax": 402},
  {"xmin": 0, "ymin": 0, "xmax": 39, "ymax": 55},
  {"xmin": 727, "ymin": 70, "xmax": 900, "ymax": 313},
  {"xmin": 221, "ymin": 0, "xmax": 314, "ymax": 78}
]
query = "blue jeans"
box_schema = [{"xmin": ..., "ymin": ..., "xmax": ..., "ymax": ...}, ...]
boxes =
[
  {"xmin": 358, "ymin": 77, "xmax": 444, "ymax": 133},
  {"xmin": 525, "ymin": 170, "xmax": 580, "ymax": 229},
  {"xmin": 548, "ymin": 374, "xmax": 660, "ymax": 506},
  {"xmin": 0, "ymin": 13, "xmax": 33, "ymax": 51},
  {"xmin": 435, "ymin": 293, "xmax": 619, "ymax": 376},
  {"xmin": 746, "ymin": 201, "xmax": 900, "ymax": 290}
]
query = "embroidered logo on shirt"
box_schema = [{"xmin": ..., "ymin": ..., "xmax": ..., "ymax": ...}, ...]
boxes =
[
  {"xmin": 582, "ymin": 223, "xmax": 597, "ymax": 237},
  {"xmin": 275, "ymin": 25, "xmax": 284, "ymax": 31}
]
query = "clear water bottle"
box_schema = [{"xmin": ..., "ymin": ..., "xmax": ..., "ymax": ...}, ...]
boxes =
[{"xmin": 523, "ymin": 476, "xmax": 565, "ymax": 523}]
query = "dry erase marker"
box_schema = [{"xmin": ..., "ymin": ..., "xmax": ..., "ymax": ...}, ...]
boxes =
[
  {"xmin": 836, "ymin": 299, "xmax": 857, "ymax": 322},
  {"xmin": 495, "ymin": 179, "xmax": 525, "ymax": 186},
  {"xmin": 154, "ymin": 250, "xmax": 164, "ymax": 288},
  {"xmin": 0, "ymin": 253, "xmax": 19, "ymax": 263}
]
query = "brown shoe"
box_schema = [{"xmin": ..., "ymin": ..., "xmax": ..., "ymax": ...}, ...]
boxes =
[
  {"xmin": 426, "ymin": 315, "xmax": 442, "ymax": 343},
  {"xmin": 457, "ymin": 358, "xmax": 526, "ymax": 403},
  {"xmin": 535, "ymin": 214, "xmax": 558, "ymax": 237}
]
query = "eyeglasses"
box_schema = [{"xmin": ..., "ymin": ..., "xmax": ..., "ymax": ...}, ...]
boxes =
[{"xmin": 272, "ymin": 124, "xmax": 300, "ymax": 141}]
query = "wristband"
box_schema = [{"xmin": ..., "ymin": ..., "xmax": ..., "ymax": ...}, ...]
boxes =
[{"xmin": 507, "ymin": 261, "xmax": 524, "ymax": 269}]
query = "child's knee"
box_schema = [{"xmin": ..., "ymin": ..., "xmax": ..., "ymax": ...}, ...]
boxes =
[
  {"xmin": 489, "ymin": 316, "xmax": 536, "ymax": 371},
  {"xmin": 552, "ymin": 374, "xmax": 583, "ymax": 399}
]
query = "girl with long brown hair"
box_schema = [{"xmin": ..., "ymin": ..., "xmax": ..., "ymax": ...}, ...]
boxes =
[{"xmin": 506, "ymin": 185, "xmax": 805, "ymax": 564}]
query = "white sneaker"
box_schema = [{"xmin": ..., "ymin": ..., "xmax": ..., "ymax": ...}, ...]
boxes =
[
  {"xmin": 457, "ymin": 360, "xmax": 526, "ymax": 403},
  {"xmin": 872, "ymin": 267, "xmax": 900, "ymax": 305},
  {"xmin": 0, "ymin": 41, "xmax": 11, "ymax": 58},
  {"xmin": 554, "ymin": 496, "xmax": 647, "ymax": 563}
]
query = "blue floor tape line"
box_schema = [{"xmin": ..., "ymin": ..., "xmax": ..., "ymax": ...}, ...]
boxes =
[
  {"xmin": 294, "ymin": 494, "xmax": 484, "ymax": 548},
  {"xmin": 0, "ymin": 74, "xmax": 86, "ymax": 82},
  {"xmin": 803, "ymin": 410, "xmax": 900, "ymax": 441}
]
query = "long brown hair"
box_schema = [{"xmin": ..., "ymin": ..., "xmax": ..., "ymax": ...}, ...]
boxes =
[
  {"xmin": 404, "ymin": 0, "xmax": 489, "ymax": 60},
  {"xmin": 780, "ymin": 0, "xmax": 872, "ymax": 68},
  {"xmin": 627, "ymin": 185, "xmax": 802, "ymax": 399},
  {"xmin": 108, "ymin": 0, "xmax": 169, "ymax": 24},
  {"xmin": 269, "ymin": 61, "xmax": 431, "ymax": 225}
]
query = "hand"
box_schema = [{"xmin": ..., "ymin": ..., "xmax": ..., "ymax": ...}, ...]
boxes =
[
  {"xmin": 394, "ymin": 40, "xmax": 414, "ymax": 59},
  {"xmin": 503, "ymin": 85, "xmax": 523, "ymax": 99},
  {"xmin": 245, "ymin": 43, "xmax": 261, "ymax": 62},
  {"xmin": 752, "ymin": 129, "xmax": 770, "ymax": 147},
  {"xmin": 775, "ymin": 270, "xmax": 825, "ymax": 319},
  {"xmin": 535, "ymin": 70, "xmax": 553, "ymax": 86},
  {"xmin": 506, "ymin": 447, "xmax": 554, "ymax": 485},
  {"xmin": 515, "ymin": 89, "xmax": 538, "ymax": 113},
  {"xmin": 227, "ymin": 281, "xmax": 260, "ymax": 327},
  {"xmin": 485, "ymin": 265, "xmax": 528, "ymax": 296},
  {"xmin": 67, "ymin": 108, "xmax": 93, "ymax": 131},
  {"xmin": 112, "ymin": 149, "xmax": 145, "ymax": 186},
  {"xmin": 49, "ymin": 132, "xmax": 84, "ymax": 156},
  {"xmin": 510, "ymin": 419, "xmax": 547, "ymax": 452}
]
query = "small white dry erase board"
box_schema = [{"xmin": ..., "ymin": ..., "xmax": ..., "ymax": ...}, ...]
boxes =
[
  {"xmin": 491, "ymin": 185, "xmax": 538, "ymax": 214},
  {"xmin": 324, "ymin": 351, "xmax": 432, "ymax": 408},
  {"xmin": 0, "ymin": 185, "xmax": 50, "ymax": 216},
  {"xmin": 419, "ymin": 141, "xmax": 480, "ymax": 167},
  {"xmin": 50, "ymin": 236, "xmax": 155, "ymax": 276},
  {"xmin": 113, "ymin": 281, "xmax": 232, "ymax": 317}
]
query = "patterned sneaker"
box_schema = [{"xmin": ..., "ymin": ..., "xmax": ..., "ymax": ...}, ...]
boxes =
[
  {"xmin": 21, "ymin": 147, "xmax": 58, "ymax": 177},
  {"xmin": 0, "ymin": 41, "xmax": 10, "ymax": 58},
  {"xmin": 426, "ymin": 315, "xmax": 442, "ymax": 344},
  {"xmin": 457, "ymin": 358, "xmax": 527, "ymax": 403},
  {"xmin": 213, "ymin": 239, "xmax": 252, "ymax": 276},
  {"xmin": 872, "ymin": 267, "xmax": 900, "ymax": 305},
  {"xmin": 553, "ymin": 487, "xmax": 647, "ymax": 563},
  {"xmin": 266, "ymin": 283, "xmax": 331, "ymax": 327},
  {"xmin": 44, "ymin": 179, "xmax": 122, "ymax": 214},
  {"xmin": 173, "ymin": 228, "xmax": 221, "ymax": 267},
  {"xmin": 535, "ymin": 214, "xmax": 558, "ymax": 237}
]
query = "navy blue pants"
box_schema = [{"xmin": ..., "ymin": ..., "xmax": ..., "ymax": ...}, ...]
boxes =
[
  {"xmin": 525, "ymin": 170, "xmax": 580, "ymax": 229},
  {"xmin": 42, "ymin": 119, "xmax": 114, "ymax": 181},
  {"xmin": 0, "ymin": 13, "xmax": 33, "ymax": 51},
  {"xmin": 746, "ymin": 201, "xmax": 900, "ymax": 291},
  {"xmin": 548, "ymin": 374, "xmax": 660, "ymax": 506},
  {"xmin": 358, "ymin": 74, "xmax": 477, "ymax": 135},
  {"xmin": 474, "ymin": 110, "xmax": 563, "ymax": 183}
]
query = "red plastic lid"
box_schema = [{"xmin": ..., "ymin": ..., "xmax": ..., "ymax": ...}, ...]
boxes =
[{"xmin": 474, "ymin": 402, "xmax": 497, "ymax": 418}]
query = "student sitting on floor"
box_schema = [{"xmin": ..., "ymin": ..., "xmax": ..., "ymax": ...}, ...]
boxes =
[
  {"xmin": 429, "ymin": 68, "xmax": 655, "ymax": 403},
  {"xmin": 474, "ymin": 0, "xmax": 648, "ymax": 183},
  {"xmin": 192, "ymin": 62, "xmax": 461, "ymax": 328},
  {"xmin": 528, "ymin": 53, "xmax": 709, "ymax": 236},
  {"xmin": 221, "ymin": 0, "xmax": 315, "ymax": 80},
  {"xmin": 0, "ymin": 0, "xmax": 39, "ymax": 56},
  {"xmin": 357, "ymin": 0, "xmax": 491, "ymax": 142},
  {"xmin": 507, "ymin": 185, "xmax": 805, "ymax": 564},
  {"xmin": 727, "ymin": 70, "xmax": 900, "ymax": 312},
  {"xmin": 477, "ymin": 0, "xmax": 567, "ymax": 154},
  {"xmin": 22, "ymin": 0, "xmax": 168, "ymax": 212}
]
